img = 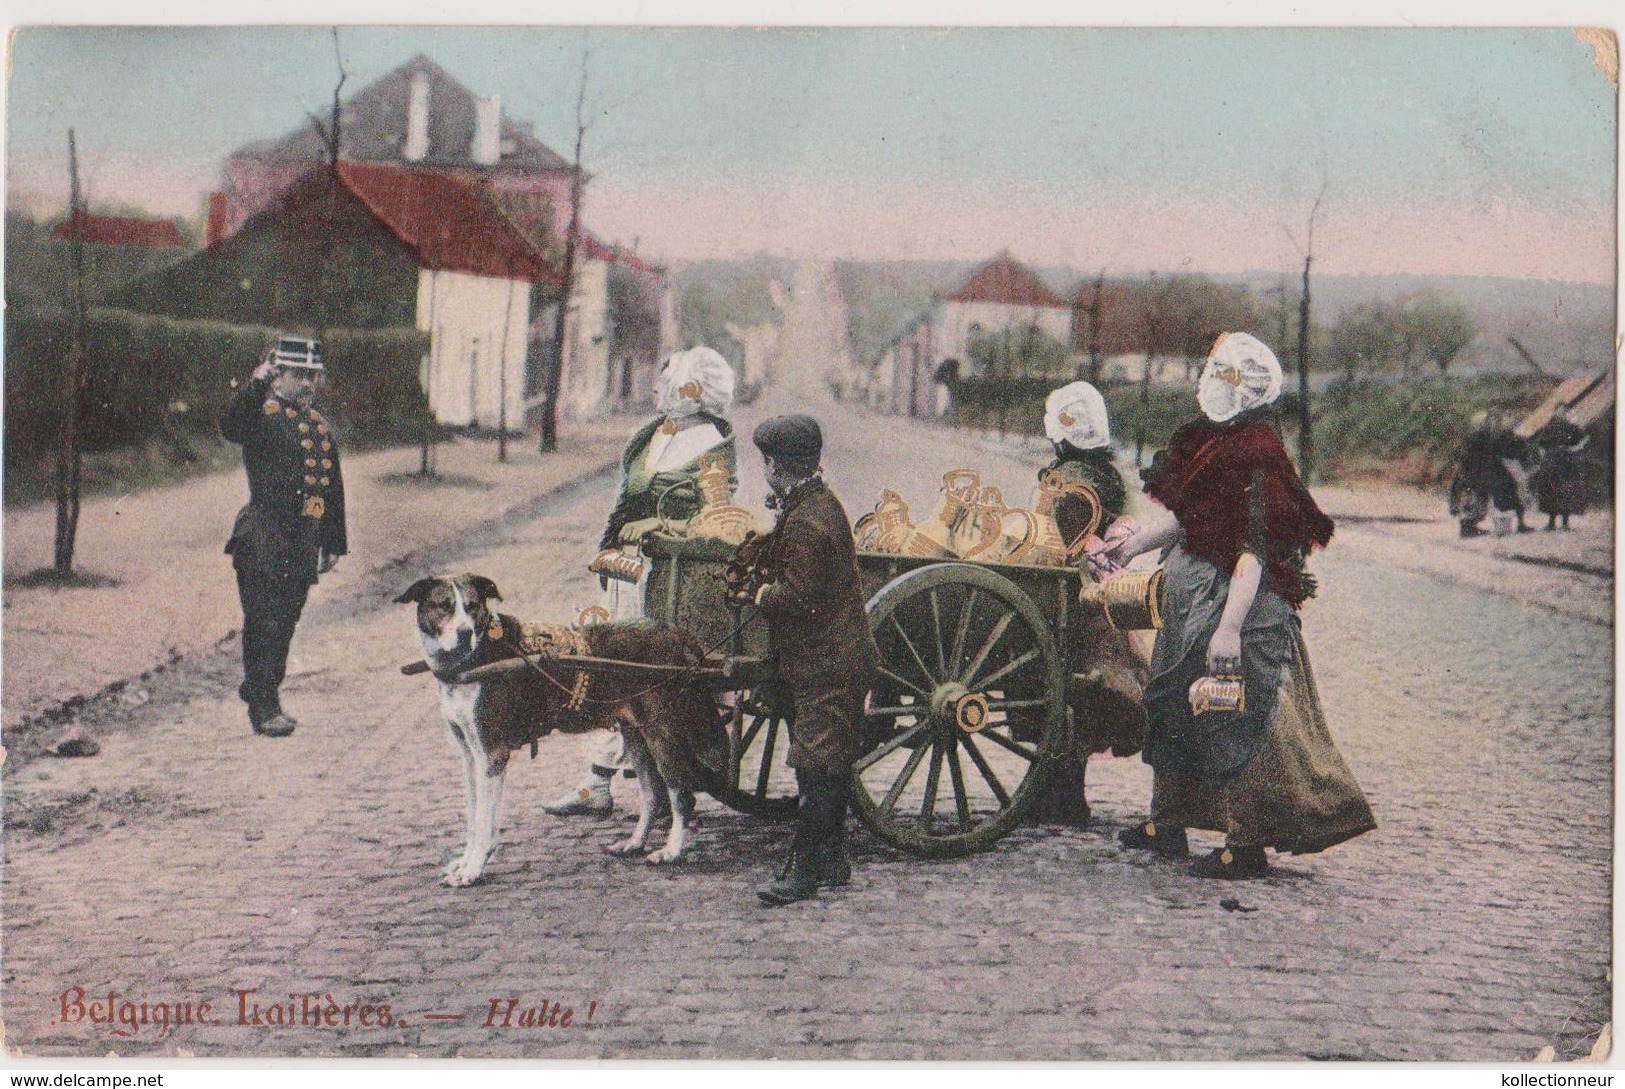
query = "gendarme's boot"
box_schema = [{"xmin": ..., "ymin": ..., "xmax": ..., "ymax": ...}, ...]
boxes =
[{"xmin": 757, "ymin": 850, "xmax": 820, "ymax": 905}]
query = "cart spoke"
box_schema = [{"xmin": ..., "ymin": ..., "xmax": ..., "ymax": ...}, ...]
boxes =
[
  {"xmin": 865, "ymin": 704, "xmax": 926, "ymax": 719},
  {"xmin": 959, "ymin": 610, "xmax": 1016, "ymax": 687},
  {"xmin": 738, "ymin": 712, "xmax": 767, "ymax": 753},
  {"xmin": 855, "ymin": 719, "xmax": 931, "ymax": 771},
  {"xmin": 929, "ymin": 589, "xmax": 948, "ymax": 677},
  {"xmin": 959, "ymin": 734, "xmax": 1011, "ymax": 807},
  {"xmin": 949, "ymin": 588, "xmax": 979, "ymax": 676},
  {"xmin": 890, "ymin": 615, "xmax": 938, "ymax": 687},
  {"xmin": 945, "ymin": 738, "xmax": 973, "ymax": 831},
  {"xmin": 919, "ymin": 740, "xmax": 945, "ymax": 821},
  {"xmin": 877, "ymin": 666, "xmax": 930, "ymax": 699},
  {"xmin": 877, "ymin": 739, "xmax": 933, "ymax": 815},
  {"xmin": 755, "ymin": 717, "xmax": 780, "ymax": 799},
  {"xmin": 979, "ymin": 727, "xmax": 1037, "ymax": 762},
  {"xmin": 970, "ymin": 647, "xmax": 1041, "ymax": 692}
]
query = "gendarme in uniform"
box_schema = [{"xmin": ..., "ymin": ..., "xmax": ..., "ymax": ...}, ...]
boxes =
[{"xmin": 221, "ymin": 336, "xmax": 347, "ymax": 736}]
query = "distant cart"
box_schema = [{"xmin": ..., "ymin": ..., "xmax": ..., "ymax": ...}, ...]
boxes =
[{"xmin": 632, "ymin": 535, "xmax": 1106, "ymax": 858}]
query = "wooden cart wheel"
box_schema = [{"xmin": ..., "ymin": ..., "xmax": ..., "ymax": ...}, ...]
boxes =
[
  {"xmin": 699, "ymin": 685, "xmax": 801, "ymax": 821},
  {"xmin": 853, "ymin": 563, "xmax": 1066, "ymax": 856}
]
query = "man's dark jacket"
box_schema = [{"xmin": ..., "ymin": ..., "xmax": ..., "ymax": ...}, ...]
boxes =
[
  {"xmin": 751, "ymin": 478, "xmax": 879, "ymax": 771},
  {"xmin": 220, "ymin": 377, "xmax": 348, "ymax": 584}
]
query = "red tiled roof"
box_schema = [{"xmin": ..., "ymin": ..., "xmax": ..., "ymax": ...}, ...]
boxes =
[
  {"xmin": 335, "ymin": 161, "xmax": 560, "ymax": 285},
  {"xmin": 51, "ymin": 213, "xmax": 186, "ymax": 248},
  {"xmin": 948, "ymin": 252, "xmax": 1066, "ymax": 309},
  {"xmin": 582, "ymin": 232, "xmax": 651, "ymax": 273}
]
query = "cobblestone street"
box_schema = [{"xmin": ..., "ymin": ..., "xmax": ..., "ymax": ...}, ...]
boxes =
[{"xmin": 2, "ymin": 266, "xmax": 1612, "ymax": 1062}]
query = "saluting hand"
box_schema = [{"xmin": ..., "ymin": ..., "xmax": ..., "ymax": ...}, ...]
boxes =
[{"xmin": 252, "ymin": 355, "xmax": 277, "ymax": 383}]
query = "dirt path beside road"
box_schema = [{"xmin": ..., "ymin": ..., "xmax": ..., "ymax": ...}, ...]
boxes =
[{"xmin": 2, "ymin": 427, "xmax": 626, "ymax": 746}]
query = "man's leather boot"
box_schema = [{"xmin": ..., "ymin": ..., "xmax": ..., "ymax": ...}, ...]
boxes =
[
  {"xmin": 812, "ymin": 773, "xmax": 852, "ymax": 887},
  {"xmin": 758, "ymin": 850, "xmax": 820, "ymax": 905}
]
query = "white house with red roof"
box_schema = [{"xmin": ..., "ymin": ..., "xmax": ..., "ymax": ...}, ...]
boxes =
[
  {"xmin": 332, "ymin": 161, "xmax": 557, "ymax": 430},
  {"xmin": 935, "ymin": 251, "xmax": 1072, "ymax": 374},
  {"xmin": 183, "ymin": 54, "xmax": 671, "ymax": 429},
  {"xmin": 879, "ymin": 252, "xmax": 1072, "ymax": 417}
]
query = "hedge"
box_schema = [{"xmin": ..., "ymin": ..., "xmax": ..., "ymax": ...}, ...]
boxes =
[{"xmin": 5, "ymin": 308, "xmax": 433, "ymax": 474}]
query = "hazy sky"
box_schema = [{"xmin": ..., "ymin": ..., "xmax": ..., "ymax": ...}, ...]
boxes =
[{"xmin": 6, "ymin": 24, "xmax": 1616, "ymax": 281}]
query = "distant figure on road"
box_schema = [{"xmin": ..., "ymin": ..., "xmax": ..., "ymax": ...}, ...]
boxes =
[
  {"xmin": 1451, "ymin": 411, "xmax": 1533, "ymax": 537},
  {"xmin": 731, "ymin": 414, "xmax": 880, "ymax": 906},
  {"xmin": 545, "ymin": 346, "xmax": 738, "ymax": 818},
  {"xmin": 1096, "ymin": 332, "xmax": 1374, "ymax": 880},
  {"xmin": 1532, "ymin": 418, "xmax": 1591, "ymax": 531},
  {"xmin": 221, "ymin": 336, "xmax": 346, "ymax": 737}
]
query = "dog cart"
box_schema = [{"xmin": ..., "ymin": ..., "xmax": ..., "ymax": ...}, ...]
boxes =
[{"xmin": 638, "ymin": 535, "xmax": 1103, "ymax": 859}]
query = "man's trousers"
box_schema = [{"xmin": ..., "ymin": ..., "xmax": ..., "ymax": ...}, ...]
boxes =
[{"xmin": 235, "ymin": 563, "xmax": 312, "ymax": 720}]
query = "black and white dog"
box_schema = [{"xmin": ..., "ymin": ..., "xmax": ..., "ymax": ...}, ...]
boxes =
[{"xmin": 397, "ymin": 574, "xmax": 729, "ymax": 886}]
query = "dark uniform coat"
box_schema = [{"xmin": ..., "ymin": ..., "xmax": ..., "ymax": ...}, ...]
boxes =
[
  {"xmin": 220, "ymin": 376, "xmax": 347, "ymax": 717},
  {"xmin": 221, "ymin": 376, "xmax": 348, "ymax": 581},
  {"xmin": 751, "ymin": 478, "xmax": 880, "ymax": 771}
]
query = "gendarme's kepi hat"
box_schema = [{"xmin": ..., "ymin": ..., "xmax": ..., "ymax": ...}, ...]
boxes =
[
  {"xmin": 753, "ymin": 415, "xmax": 823, "ymax": 461},
  {"xmin": 271, "ymin": 335, "xmax": 325, "ymax": 372}
]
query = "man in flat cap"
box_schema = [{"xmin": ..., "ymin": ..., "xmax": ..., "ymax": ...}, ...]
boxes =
[
  {"xmin": 730, "ymin": 414, "xmax": 879, "ymax": 905},
  {"xmin": 221, "ymin": 336, "xmax": 347, "ymax": 737}
]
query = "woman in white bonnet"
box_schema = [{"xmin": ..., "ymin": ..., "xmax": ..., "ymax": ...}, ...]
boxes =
[
  {"xmin": 544, "ymin": 346, "xmax": 739, "ymax": 818},
  {"xmin": 1042, "ymin": 380, "xmax": 1129, "ymax": 538},
  {"xmin": 1098, "ymin": 332, "xmax": 1373, "ymax": 878},
  {"xmin": 1030, "ymin": 381, "xmax": 1149, "ymax": 826}
]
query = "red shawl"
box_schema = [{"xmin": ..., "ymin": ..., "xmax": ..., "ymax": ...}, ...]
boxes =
[{"xmin": 1145, "ymin": 418, "xmax": 1334, "ymax": 608}]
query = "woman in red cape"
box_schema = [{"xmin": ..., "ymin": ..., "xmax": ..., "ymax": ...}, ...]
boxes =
[{"xmin": 1097, "ymin": 333, "xmax": 1374, "ymax": 879}]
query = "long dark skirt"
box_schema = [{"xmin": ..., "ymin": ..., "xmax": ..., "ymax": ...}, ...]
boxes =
[{"xmin": 1151, "ymin": 626, "xmax": 1375, "ymax": 853}]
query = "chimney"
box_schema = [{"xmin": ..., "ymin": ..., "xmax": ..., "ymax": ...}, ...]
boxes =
[
  {"xmin": 406, "ymin": 71, "xmax": 430, "ymax": 162},
  {"xmin": 206, "ymin": 192, "xmax": 228, "ymax": 247},
  {"xmin": 473, "ymin": 95, "xmax": 501, "ymax": 166}
]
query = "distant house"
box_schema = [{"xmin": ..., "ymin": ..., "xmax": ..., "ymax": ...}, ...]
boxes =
[
  {"xmin": 211, "ymin": 54, "xmax": 574, "ymax": 246},
  {"xmin": 881, "ymin": 252, "xmax": 1072, "ymax": 417},
  {"xmin": 876, "ymin": 313, "xmax": 935, "ymax": 417},
  {"xmin": 132, "ymin": 52, "xmax": 672, "ymax": 428},
  {"xmin": 27, "ymin": 212, "xmax": 192, "ymax": 308},
  {"xmin": 498, "ymin": 205, "xmax": 672, "ymax": 421},
  {"xmin": 51, "ymin": 213, "xmax": 187, "ymax": 249},
  {"xmin": 118, "ymin": 163, "xmax": 560, "ymax": 431}
]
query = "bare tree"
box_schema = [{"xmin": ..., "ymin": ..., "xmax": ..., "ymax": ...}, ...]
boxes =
[
  {"xmin": 1283, "ymin": 181, "xmax": 1327, "ymax": 480},
  {"xmin": 1078, "ymin": 269, "xmax": 1105, "ymax": 384},
  {"xmin": 305, "ymin": 28, "xmax": 348, "ymax": 169},
  {"xmin": 540, "ymin": 47, "xmax": 593, "ymax": 454},
  {"xmin": 1134, "ymin": 274, "xmax": 1174, "ymax": 467},
  {"xmin": 53, "ymin": 129, "xmax": 90, "ymax": 577}
]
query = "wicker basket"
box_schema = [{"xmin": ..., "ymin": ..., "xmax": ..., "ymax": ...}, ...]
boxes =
[{"xmin": 1079, "ymin": 568, "xmax": 1165, "ymax": 631}]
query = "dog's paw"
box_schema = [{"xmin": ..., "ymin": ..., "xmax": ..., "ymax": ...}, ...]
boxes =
[
  {"xmin": 644, "ymin": 846, "xmax": 685, "ymax": 865},
  {"xmin": 440, "ymin": 868, "xmax": 486, "ymax": 888},
  {"xmin": 604, "ymin": 839, "xmax": 647, "ymax": 858},
  {"xmin": 440, "ymin": 857, "xmax": 488, "ymax": 887}
]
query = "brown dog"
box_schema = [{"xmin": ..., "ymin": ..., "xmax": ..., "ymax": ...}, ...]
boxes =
[{"xmin": 396, "ymin": 574, "xmax": 728, "ymax": 886}]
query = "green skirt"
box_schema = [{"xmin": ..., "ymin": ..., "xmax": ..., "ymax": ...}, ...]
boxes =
[{"xmin": 1150, "ymin": 628, "xmax": 1375, "ymax": 854}]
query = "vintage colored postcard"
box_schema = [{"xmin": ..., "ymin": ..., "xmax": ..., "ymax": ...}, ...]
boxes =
[{"xmin": 1, "ymin": 18, "xmax": 1615, "ymax": 1068}]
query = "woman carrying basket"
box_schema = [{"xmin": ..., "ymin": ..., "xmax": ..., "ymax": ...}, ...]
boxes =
[
  {"xmin": 1094, "ymin": 333, "xmax": 1374, "ymax": 879},
  {"xmin": 544, "ymin": 346, "xmax": 739, "ymax": 818}
]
